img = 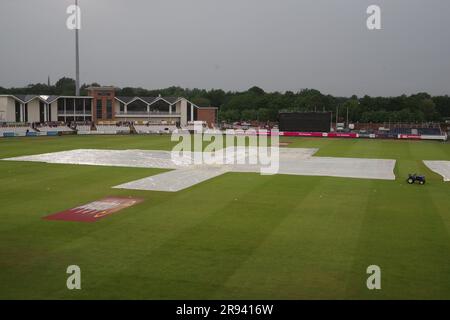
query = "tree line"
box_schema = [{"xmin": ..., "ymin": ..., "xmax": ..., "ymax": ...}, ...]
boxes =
[{"xmin": 1, "ymin": 78, "xmax": 449, "ymax": 123}]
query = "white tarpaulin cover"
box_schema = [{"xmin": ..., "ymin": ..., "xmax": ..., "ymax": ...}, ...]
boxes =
[
  {"xmin": 423, "ymin": 161, "xmax": 450, "ymax": 182},
  {"xmin": 114, "ymin": 166, "xmax": 231, "ymax": 192},
  {"xmin": 3, "ymin": 148, "xmax": 397, "ymax": 192},
  {"xmin": 4, "ymin": 149, "xmax": 185, "ymax": 169},
  {"xmin": 277, "ymin": 157, "xmax": 396, "ymax": 180}
]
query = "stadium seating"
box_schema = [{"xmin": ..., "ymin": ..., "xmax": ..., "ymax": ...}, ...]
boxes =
[
  {"xmin": 75, "ymin": 124, "xmax": 95, "ymax": 135},
  {"xmin": 36, "ymin": 123, "xmax": 74, "ymax": 133},
  {"xmin": 76, "ymin": 125, "xmax": 93, "ymax": 132},
  {"xmin": 418, "ymin": 128, "xmax": 442, "ymax": 135},
  {"xmin": 96, "ymin": 124, "xmax": 131, "ymax": 134},
  {"xmin": 0, "ymin": 124, "xmax": 36, "ymax": 136},
  {"xmin": 390, "ymin": 128, "xmax": 412, "ymax": 135},
  {"xmin": 386, "ymin": 127, "xmax": 442, "ymax": 136},
  {"xmin": 134, "ymin": 125, "xmax": 176, "ymax": 134}
]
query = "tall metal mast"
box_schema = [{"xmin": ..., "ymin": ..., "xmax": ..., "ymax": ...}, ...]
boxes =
[{"xmin": 75, "ymin": 0, "xmax": 80, "ymax": 96}]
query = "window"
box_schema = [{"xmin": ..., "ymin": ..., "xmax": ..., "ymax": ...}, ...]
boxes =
[
  {"xmin": 39, "ymin": 102, "xmax": 45, "ymax": 123},
  {"xmin": 106, "ymin": 100, "xmax": 113, "ymax": 119},
  {"xmin": 24, "ymin": 104, "xmax": 28, "ymax": 122},
  {"xmin": 66, "ymin": 99, "xmax": 74, "ymax": 114},
  {"xmin": 57, "ymin": 99, "xmax": 64, "ymax": 113},
  {"xmin": 97, "ymin": 92, "xmax": 111, "ymax": 97},
  {"xmin": 15, "ymin": 101, "xmax": 21, "ymax": 122},
  {"xmin": 75, "ymin": 99, "xmax": 83, "ymax": 114},
  {"xmin": 150, "ymin": 100, "xmax": 170, "ymax": 113},
  {"xmin": 85, "ymin": 99, "xmax": 92, "ymax": 113},
  {"xmin": 48, "ymin": 104, "xmax": 51, "ymax": 122},
  {"xmin": 127, "ymin": 99, "xmax": 147, "ymax": 113},
  {"xmin": 187, "ymin": 103, "xmax": 191, "ymax": 122},
  {"xmin": 96, "ymin": 100, "xmax": 103, "ymax": 119}
]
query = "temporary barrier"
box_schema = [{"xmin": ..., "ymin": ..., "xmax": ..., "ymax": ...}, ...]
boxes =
[{"xmin": 420, "ymin": 135, "xmax": 447, "ymax": 141}]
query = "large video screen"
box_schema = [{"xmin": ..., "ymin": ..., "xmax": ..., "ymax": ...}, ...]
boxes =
[{"xmin": 279, "ymin": 112, "xmax": 331, "ymax": 132}]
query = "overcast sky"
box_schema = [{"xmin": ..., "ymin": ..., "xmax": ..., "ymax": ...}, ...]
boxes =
[{"xmin": 0, "ymin": 0, "xmax": 449, "ymax": 96}]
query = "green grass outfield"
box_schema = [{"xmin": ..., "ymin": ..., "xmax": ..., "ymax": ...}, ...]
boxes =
[{"xmin": 0, "ymin": 135, "xmax": 449, "ymax": 299}]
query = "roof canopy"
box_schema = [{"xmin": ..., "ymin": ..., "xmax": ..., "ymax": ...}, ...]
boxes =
[
  {"xmin": 1, "ymin": 94, "xmax": 217, "ymax": 109},
  {"xmin": 0, "ymin": 95, "xmax": 93, "ymax": 104}
]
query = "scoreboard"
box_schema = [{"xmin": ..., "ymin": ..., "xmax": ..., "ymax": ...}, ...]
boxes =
[{"xmin": 279, "ymin": 112, "xmax": 331, "ymax": 132}]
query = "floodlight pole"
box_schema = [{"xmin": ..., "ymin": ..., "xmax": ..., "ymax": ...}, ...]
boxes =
[
  {"xmin": 346, "ymin": 107, "xmax": 349, "ymax": 128},
  {"xmin": 336, "ymin": 106, "xmax": 339, "ymax": 129},
  {"xmin": 75, "ymin": 0, "xmax": 80, "ymax": 96}
]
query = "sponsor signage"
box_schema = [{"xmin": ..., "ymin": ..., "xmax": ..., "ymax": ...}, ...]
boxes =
[
  {"xmin": 398, "ymin": 134, "xmax": 421, "ymax": 139},
  {"xmin": 280, "ymin": 132, "xmax": 358, "ymax": 138}
]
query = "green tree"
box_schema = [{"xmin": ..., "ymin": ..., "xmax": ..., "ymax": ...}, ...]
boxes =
[
  {"xmin": 419, "ymin": 98, "xmax": 437, "ymax": 121},
  {"xmin": 191, "ymin": 97, "xmax": 211, "ymax": 107},
  {"xmin": 257, "ymin": 108, "xmax": 274, "ymax": 122},
  {"xmin": 219, "ymin": 109, "xmax": 241, "ymax": 122},
  {"xmin": 206, "ymin": 89, "xmax": 226, "ymax": 107},
  {"xmin": 119, "ymin": 87, "xmax": 136, "ymax": 97},
  {"xmin": 55, "ymin": 77, "xmax": 76, "ymax": 96},
  {"xmin": 0, "ymin": 77, "xmax": 448, "ymax": 122},
  {"xmin": 241, "ymin": 109, "xmax": 258, "ymax": 121},
  {"xmin": 342, "ymin": 99, "xmax": 360, "ymax": 122},
  {"xmin": 247, "ymin": 86, "xmax": 265, "ymax": 95}
]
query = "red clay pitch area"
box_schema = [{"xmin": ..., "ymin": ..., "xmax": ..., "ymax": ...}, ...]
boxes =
[{"xmin": 44, "ymin": 196, "xmax": 144, "ymax": 222}]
